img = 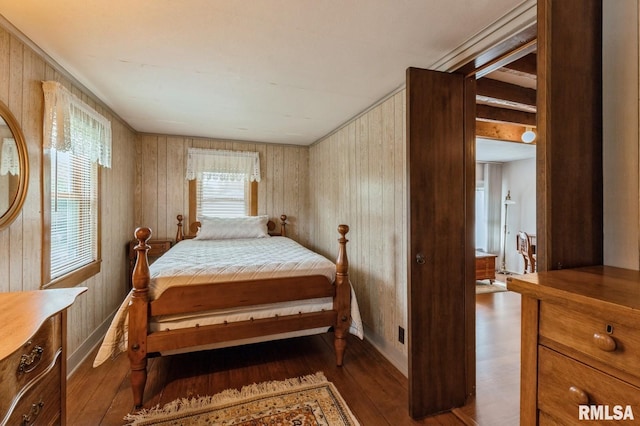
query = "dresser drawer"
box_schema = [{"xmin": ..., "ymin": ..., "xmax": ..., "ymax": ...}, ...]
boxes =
[
  {"xmin": 538, "ymin": 346, "xmax": 640, "ymax": 425},
  {"xmin": 0, "ymin": 315, "xmax": 61, "ymax": 418},
  {"xmin": 539, "ymin": 410, "xmax": 563, "ymax": 425},
  {"xmin": 539, "ymin": 301, "xmax": 640, "ymax": 380},
  {"xmin": 475, "ymin": 255, "xmax": 496, "ymax": 280},
  {"xmin": 4, "ymin": 355, "xmax": 62, "ymax": 426}
]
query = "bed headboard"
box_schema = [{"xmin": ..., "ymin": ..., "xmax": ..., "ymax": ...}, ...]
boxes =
[{"xmin": 175, "ymin": 214, "xmax": 287, "ymax": 241}]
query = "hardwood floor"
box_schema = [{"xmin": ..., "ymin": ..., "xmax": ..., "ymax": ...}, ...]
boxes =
[
  {"xmin": 454, "ymin": 290, "xmax": 521, "ymax": 425},
  {"xmin": 67, "ymin": 291, "xmax": 521, "ymax": 425}
]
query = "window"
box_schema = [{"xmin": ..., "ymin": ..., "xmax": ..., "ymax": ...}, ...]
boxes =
[
  {"xmin": 197, "ymin": 172, "xmax": 247, "ymax": 218},
  {"xmin": 42, "ymin": 81, "xmax": 111, "ymax": 287},
  {"xmin": 475, "ymin": 186, "xmax": 487, "ymax": 251},
  {"xmin": 186, "ymin": 148, "xmax": 260, "ymax": 226},
  {"xmin": 50, "ymin": 149, "xmax": 98, "ymax": 279},
  {"xmin": 189, "ymin": 177, "xmax": 258, "ymax": 223}
]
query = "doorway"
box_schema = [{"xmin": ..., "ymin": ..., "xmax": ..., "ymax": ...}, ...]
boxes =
[
  {"xmin": 474, "ymin": 45, "xmax": 538, "ymax": 280},
  {"xmin": 408, "ymin": 0, "xmax": 603, "ymax": 419}
]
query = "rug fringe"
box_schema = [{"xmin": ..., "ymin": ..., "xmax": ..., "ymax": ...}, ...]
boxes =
[{"xmin": 124, "ymin": 371, "xmax": 328, "ymax": 424}]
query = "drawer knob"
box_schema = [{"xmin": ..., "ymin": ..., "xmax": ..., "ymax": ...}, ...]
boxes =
[
  {"xmin": 593, "ymin": 332, "xmax": 617, "ymax": 352},
  {"xmin": 569, "ymin": 386, "xmax": 589, "ymax": 405}
]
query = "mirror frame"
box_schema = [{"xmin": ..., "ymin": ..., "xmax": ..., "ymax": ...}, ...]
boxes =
[{"xmin": 0, "ymin": 101, "xmax": 29, "ymax": 230}]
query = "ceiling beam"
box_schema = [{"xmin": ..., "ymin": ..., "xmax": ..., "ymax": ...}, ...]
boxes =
[
  {"xmin": 456, "ymin": 25, "xmax": 537, "ymax": 77},
  {"xmin": 502, "ymin": 53, "xmax": 537, "ymax": 76},
  {"xmin": 476, "ymin": 78, "xmax": 536, "ymax": 108},
  {"xmin": 475, "ymin": 120, "xmax": 536, "ymax": 144},
  {"xmin": 476, "ymin": 104, "xmax": 536, "ymax": 126}
]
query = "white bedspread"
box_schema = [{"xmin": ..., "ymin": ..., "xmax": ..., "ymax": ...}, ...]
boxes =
[{"xmin": 94, "ymin": 237, "xmax": 363, "ymax": 367}]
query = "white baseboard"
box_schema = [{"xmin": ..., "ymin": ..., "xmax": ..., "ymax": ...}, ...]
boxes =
[
  {"xmin": 363, "ymin": 325, "xmax": 408, "ymax": 378},
  {"xmin": 66, "ymin": 310, "xmax": 116, "ymax": 378}
]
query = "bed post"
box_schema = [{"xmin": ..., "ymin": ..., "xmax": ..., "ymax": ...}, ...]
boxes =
[
  {"xmin": 128, "ymin": 227, "xmax": 152, "ymax": 409},
  {"xmin": 176, "ymin": 214, "xmax": 184, "ymax": 242},
  {"xmin": 280, "ymin": 214, "xmax": 287, "ymax": 237},
  {"xmin": 334, "ymin": 224, "xmax": 350, "ymax": 366}
]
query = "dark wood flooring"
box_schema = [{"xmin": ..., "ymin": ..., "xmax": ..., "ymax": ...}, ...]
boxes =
[{"xmin": 67, "ymin": 291, "xmax": 521, "ymax": 425}]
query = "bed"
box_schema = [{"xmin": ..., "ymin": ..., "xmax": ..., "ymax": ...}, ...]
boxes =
[{"xmin": 94, "ymin": 215, "xmax": 362, "ymax": 408}]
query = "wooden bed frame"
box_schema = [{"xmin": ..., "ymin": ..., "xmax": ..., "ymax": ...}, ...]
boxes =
[{"xmin": 128, "ymin": 215, "xmax": 351, "ymax": 408}]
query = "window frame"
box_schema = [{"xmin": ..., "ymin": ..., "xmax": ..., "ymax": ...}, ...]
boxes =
[
  {"xmin": 42, "ymin": 147, "xmax": 102, "ymax": 289},
  {"xmin": 188, "ymin": 178, "xmax": 257, "ymax": 230}
]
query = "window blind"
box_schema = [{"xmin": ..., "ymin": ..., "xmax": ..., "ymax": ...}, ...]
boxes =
[
  {"xmin": 197, "ymin": 172, "xmax": 247, "ymax": 218},
  {"xmin": 50, "ymin": 149, "xmax": 97, "ymax": 279}
]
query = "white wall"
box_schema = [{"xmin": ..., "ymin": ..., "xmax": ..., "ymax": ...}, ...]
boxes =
[
  {"xmin": 603, "ymin": 0, "xmax": 640, "ymax": 269},
  {"xmin": 501, "ymin": 157, "xmax": 536, "ymax": 274}
]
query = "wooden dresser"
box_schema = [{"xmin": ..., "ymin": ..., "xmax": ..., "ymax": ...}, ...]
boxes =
[
  {"xmin": 0, "ymin": 288, "xmax": 86, "ymax": 426},
  {"xmin": 508, "ymin": 266, "xmax": 640, "ymax": 425},
  {"xmin": 475, "ymin": 251, "xmax": 497, "ymax": 283}
]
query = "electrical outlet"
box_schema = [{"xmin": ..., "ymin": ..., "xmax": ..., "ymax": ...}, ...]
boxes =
[{"xmin": 398, "ymin": 326, "xmax": 405, "ymax": 344}]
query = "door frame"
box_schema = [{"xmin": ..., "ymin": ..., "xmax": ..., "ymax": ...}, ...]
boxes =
[{"xmin": 408, "ymin": 0, "xmax": 603, "ymax": 418}]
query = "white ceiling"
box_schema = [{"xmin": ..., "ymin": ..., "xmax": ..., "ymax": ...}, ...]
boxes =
[
  {"xmin": 0, "ymin": 0, "xmax": 531, "ymax": 146},
  {"xmin": 476, "ymin": 137, "xmax": 536, "ymax": 163}
]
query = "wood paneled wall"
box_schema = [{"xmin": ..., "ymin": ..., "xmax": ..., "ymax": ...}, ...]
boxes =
[
  {"xmin": 136, "ymin": 135, "xmax": 310, "ymax": 245},
  {"xmin": 309, "ymin": 90, "xmax": 408, "ymax": 370},
  {"xmin": 0, "ymin": 25, "xmax": 137, "ymax": 358}
]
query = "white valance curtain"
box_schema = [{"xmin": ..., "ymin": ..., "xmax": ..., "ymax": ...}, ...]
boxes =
[
  {"xmin": 0, "ymin": 138, "xmax": 18, "ymax": 176},
  {"xmin": 42, "ymin": 81, "xmax": 112, "ymax": 168},
  {"xmin": 186, "ymin": 148, "xmax": 261, "ymax": 182}
]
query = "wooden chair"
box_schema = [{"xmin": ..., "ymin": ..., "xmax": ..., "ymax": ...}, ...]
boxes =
[{"xmin": 516, "ymin": 231, "xmax": 536, "ymax": 273}]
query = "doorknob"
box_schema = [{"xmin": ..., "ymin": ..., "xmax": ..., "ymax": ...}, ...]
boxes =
[{"xmin": 416, "ymin": 253, "xmax": 426, "ymax": 265}]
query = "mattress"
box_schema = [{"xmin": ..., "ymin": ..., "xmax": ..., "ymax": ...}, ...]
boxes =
[{"xmin": 94, "ymin": 237, "xmax": 363, "ymax": 367}]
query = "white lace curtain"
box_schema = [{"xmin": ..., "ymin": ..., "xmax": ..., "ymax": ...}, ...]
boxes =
[
  {"xmin": 42, "ymin": 81, "xmax": 112, "ymax": 168},
  {"xmin": 0, "ymin": 138, "xmax": 18, "ymax": 175},
  {"xmin": 186, "ymin": 148, "xmax": 261, "ymax": 182}
]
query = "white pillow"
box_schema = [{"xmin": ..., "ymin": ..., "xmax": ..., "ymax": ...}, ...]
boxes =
[{"xmin": 194, "ymin": 216, "xmax": 270, "ymax": 240}]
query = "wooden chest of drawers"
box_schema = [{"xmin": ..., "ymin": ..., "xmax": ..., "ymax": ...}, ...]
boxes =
[
  {"xmin": 0, "ymin": 288, "xmax": 86, "ymax": 426},
  {"xmin": 475, "ymin": 252, "xmax": 497, "ymax": 282},
  {"xmin": 508, "ymin": 266, "xmax": 640, "ymax": 425}
]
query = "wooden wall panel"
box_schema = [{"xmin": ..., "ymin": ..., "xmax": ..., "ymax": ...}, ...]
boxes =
[
  {"xmin": 135, "ymin": 135, "xmax": 310, "ymax": 245},
  {"xmin": 537, "ymin": 0, "xmax": 603, "ymax": 271},
  {"xmin": 8, "ymin": 34, "xmax": 23, "ymax": 294},
  {"xmin": 0, "ymin": 25, "xmax": 137, "ymax": 360},
  {"xmin": 309, "ymin": 90, "xmax": 408, "ymax": 368}
]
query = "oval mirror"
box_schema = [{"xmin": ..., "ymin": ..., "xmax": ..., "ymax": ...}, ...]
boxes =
[{"xmin": 0, "ymin": 101, "xmax": 28, "ymax": 229}]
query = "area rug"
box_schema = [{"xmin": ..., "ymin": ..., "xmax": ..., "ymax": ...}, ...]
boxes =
[
  {"xmin": 124, "ymin": 372, "xmax": 360, "ymax": 425},
  {"xmin": 476, "ymin": 281, "xmax": 508, "ymax": 294}
]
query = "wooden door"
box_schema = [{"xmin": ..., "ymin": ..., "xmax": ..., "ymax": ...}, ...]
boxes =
[{"xmin": 406, "ymin": 67, "xmax": 476, "ymax": 418}]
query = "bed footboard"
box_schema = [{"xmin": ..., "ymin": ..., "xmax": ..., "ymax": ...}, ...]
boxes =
[{"xmin": 127, "ymin": 223, "xmax": 351, "ymax": 409}]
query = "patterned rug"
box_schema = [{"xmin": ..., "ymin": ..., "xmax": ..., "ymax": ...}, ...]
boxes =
[
  {"xmin": 476, "ymin": 281, "xmax": 508, "ymax": 294},
  {"xmin": 124, "ymin": 372, "xmax": 360, "ymax": 425}
]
